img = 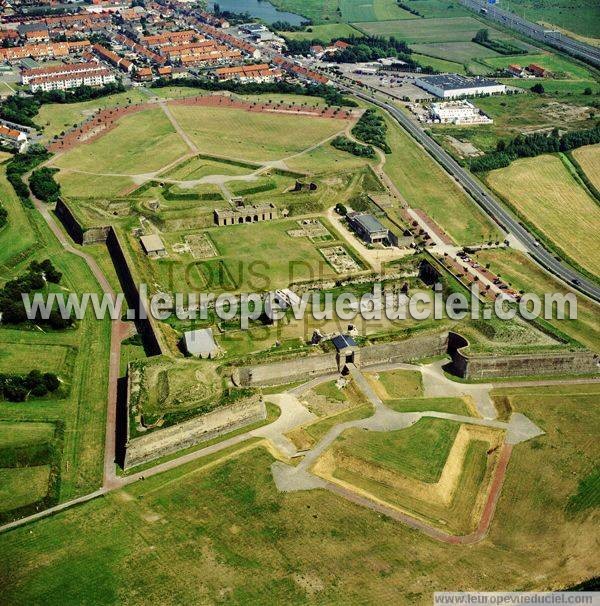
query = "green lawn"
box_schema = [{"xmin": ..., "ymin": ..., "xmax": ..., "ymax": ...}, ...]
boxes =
[
  {"xmin": 0, "ymin": 466, "xmax": 51, "ymax": 512},
  {"xmin": 411, "ymin": 53, "xmax": 467, "ymax": 74},
  {"xmin": 375, "ymin": 369, "xmax": 423, "ymax": 398},
  {"xmin": 335, "ymin": 417, "xmax": 460, "ymax": 483},
  {"xmin": 168, "ymin": 105, "xmax": 346, "ymax": 163},
  {"xmin": 36, "ymin": 89, "xmax": 150, "ymax": 142},
  {"xmin": 51, "ymin": 108, "xmax": 188, "ymax": 175},
  {"xmin": 0, "ymin": 342, "xmax": 71, "ymax": 375},
  {"xmin": 382, "ymin": 113, "xmax": 500, "ymax": 244},
  {"xmin": 1, "ymin": 386, "xmax": 598, "ymax": 603},
  {"xmin": 57, "ymin": 171, "xmax": 134, "ymax": 199},
  {"xmin": 0, "ymin": 422, "xmax": 55, "ymax": 449},
  {"xmin": 283, "ymin": 23, "xmax": 362, "ymax": 41},
  {"xmin": 164, "ymin": 156, "xmax": 254, "ymax": 181},
  {"xmin": 387, "ymin": 397, "xmax": 473, "ymax": 415}
]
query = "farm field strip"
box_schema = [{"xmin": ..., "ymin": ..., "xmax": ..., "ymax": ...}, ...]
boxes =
[{"xmin": 486, "ymin": 154, "xmax": 600, "ymax": 278}]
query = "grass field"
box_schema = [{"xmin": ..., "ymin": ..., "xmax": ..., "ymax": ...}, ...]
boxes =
[
  {"xmin": 164, "ymin": 156, "xmax": 254, "ymax": 181},
  {"xmin": 282, "ymin": 23, "xmax": 361, "ymax": 41},
  {"xmin": 382, "ymin": 113, "xmax": 500, "ymax": 244},
  {"xmin": 0, "ymin": 421, "xmax": 55, "ymax": 448},
  {"xmin": 334, "ymin": 418, "xmax": 460, "ymax": 483},
  {"xmin": 0, "ymin": 343, "xmax": 71, "ymax": 374},
  {"xmin": 167, "ymin": 105, "xmax": 345, "ymax": 163},
  {"xmin": 1, "ymin": 381, "xmax": 598, "ymax": 603},
  {"xmin": 473, "ymin": 248, "xmax": 600, "ymax": 351},
  {"xmin": 410, "ymin": 53, "xmax": 467, "ymax": 74},
  {"xmin": 36, "ymin": 89, "xmax": 149, "ymax": 142},
  {"xmin": 387, "ymin": 396, "xmax": 473, "ymax": 415},
  {"xmin": 486, "ymin": 154, "xmax": 600, "ymax": 278},
  {"xmin": 481, "ymin": 52, "xmax": 595, "ymax": 81},
  {"xmin": 0, "ymin": 466, "xmax": 51, "ymax": 512},
  {"xmin": 57, "ymin": 171, "xmax": 134, "ymax": 199},
  {"xmin": 52, "ymin": 108, "xmax": 188, "ymax": 175},
  {"xmin": 572, "ymin": 144, "xmax": 600, "ymax": 191},
  {"xmin": 371, "ymin": 369, "xmax": 423, "ymax": 398},
  {"xmin": 341, "ymin": 0, "xmax": 417, "ymax": 22}
]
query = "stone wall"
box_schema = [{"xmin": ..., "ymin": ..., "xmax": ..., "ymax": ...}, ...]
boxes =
[
  {"xmin": 124, "ymin": 396, "xmax": 266, "ymax": 469},
  {"xmin": 448, "ymin": 331, "xmax": 599, "ymax": 379},
  {"xmin": 55, "ymin": 198, "xmax": 84, "ymax": 245},
  {"xmin": 234, "ymin": 332, "xmax": 450, "ymax": 387}
]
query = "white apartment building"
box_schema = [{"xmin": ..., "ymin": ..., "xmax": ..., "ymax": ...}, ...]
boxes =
[
  {"xmin": 29, "ymin": 69, "xmax": 116, "ymax": 92},
  {"xmin": 21, "ymin": 61, "xmax": 105, "ymax": 85}
]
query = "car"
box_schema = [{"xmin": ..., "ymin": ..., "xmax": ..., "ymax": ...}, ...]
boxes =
[{"xmin": 571, "ymin": 278, "xmax": 581, "ymax": 286}]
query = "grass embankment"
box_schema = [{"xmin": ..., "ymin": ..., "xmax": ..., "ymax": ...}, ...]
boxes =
[{"xmin": 1, "ymin": 383, "xmax": 598, "ymax": 602}]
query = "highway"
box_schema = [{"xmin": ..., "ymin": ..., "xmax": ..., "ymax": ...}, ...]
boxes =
[
  {"xmin": 335, "ymin": 82, "xmax": 600, "ymax": 302},
  {"xmin": 459, "ymin": 0, "xmax": 600, "ymax": 68}
]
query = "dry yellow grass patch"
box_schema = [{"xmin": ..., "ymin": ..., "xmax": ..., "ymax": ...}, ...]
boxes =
[
  {"xmin": 572, "ymin": 143, "xmax": 600, "ymax": 191},
  {"xmin": 487, "ymin": 154, "xmax": 600, "ymax": 277}
]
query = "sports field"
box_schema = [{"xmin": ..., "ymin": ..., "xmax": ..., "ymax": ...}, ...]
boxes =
[
  {"xmin": 167, "ymin": 105, "xmax": 346, "ymax": 162},
  {"xmin": 51, "ymin": 108, "xmax": 188, "ymax": 176},
  {"xmin": 572, "ymin": 144, "xmax": 600, "ymax": 191},
  {"xmin": 487, "ymin": 154, "xmax": 600, "ymax": 278}
]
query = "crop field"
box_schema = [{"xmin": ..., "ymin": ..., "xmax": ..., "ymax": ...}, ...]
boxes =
[
  {"xmin": 1, "ymin": 380, "xmax": 599, "ymax": 603},
  {"xmin": 51, "ymin": 108, "xmax": 188, "ymax": 176},
  {"xmin": 572, "ymin": 144, "xmax": 600, "ymax": 191},
  {"xmin": 410, "ymin": 53, "xmax": 466, "ymax": 74},
  {"xmin": 411, "ymin": 41, "xmax": 501, "ymax": 64},
  {"xmin": 382, "ymin": 113, "xmax": 501, "ymax": 244},
  {"xmin": 354, "ymin": 16, "xmax": 522, "ymax": 44},
  {"xmin": 167, "ymin": 105, "xmax": 346, "ymax": 163},
  {"xmin": 486, "ymin": 154, "xmax": 600, "ymax": 278},
  {"xmin": 473, "ymin": 248, "xmax": 600, "ymax": 351},
  {"xmin": 340, "ymin": 0, "xmax": 417, "ymax": 22}
]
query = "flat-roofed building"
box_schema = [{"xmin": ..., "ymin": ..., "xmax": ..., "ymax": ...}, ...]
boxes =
[
  {"xmin": 346, "ymin": 212, "xmax": 391, "ymax": 245},
  {"xmin": 140, "ymin": 234, "xmax": 167, "ymax": 258},
  {"xmin": 183, "ymin": 328, "xmax": 219, "ymax": 359},
  {"xmin": 415, "ymin": 74, "xmax": 506, "ymax": 99}
]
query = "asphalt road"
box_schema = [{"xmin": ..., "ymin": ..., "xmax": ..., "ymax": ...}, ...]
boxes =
[{"xmin": 338, "ymin": 83, "xmax": 600, "ymax": 302}]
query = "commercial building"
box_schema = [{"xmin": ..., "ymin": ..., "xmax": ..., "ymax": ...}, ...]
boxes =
[
  {"xmin": 415, "ymin": 74, "xmax": 506, "ymax": 98},
  {"xmin": 429, "ymin": 100, "xmax": 492, "ymax": 125}
]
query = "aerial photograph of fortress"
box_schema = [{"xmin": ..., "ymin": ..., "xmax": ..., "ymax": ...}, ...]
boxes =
[{"xmin": 0, "ymin": 0, "xmax": 598, "ymax": 603}]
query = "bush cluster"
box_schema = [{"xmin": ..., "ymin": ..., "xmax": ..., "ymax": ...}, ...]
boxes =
[
  {"xmin": 471, "ymin": 124, "xmax": 600, "ymax": 172},
  {"xmin": 29, "ymin": 167, "xmax": 61, "ymax": 203},
  {"xmin": 331, "ymin": 135, "xmax": 375, "ymax": 157},
  {"xmin": 6, "ymin": 145, "xmax": 51, "ymax": 206},
  {"xmin": 472, "ymin": 29, "xmax": 526, "ymax": 56},
  {"xmin": 0, "ymin": 259, "xmax": 70, "ymax": 328},
  {"xmin": 0, "ymin": 370, "xmax": 60, "ymax": 402},
  {"xmin": 352, "ymin": 109, "xmax": 391, "ymax": 154}
]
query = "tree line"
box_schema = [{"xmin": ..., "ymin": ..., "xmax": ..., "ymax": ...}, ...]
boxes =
[
  {"xmin": 6, "ymin": 145, "xmax": 50, "ymax": 207},
  {"xmin": 29, "ymin": 167, "xmax": 61, "ymax": 204},
  {"xmin": 470, "ymin": 124, "xmax": 600, "ymax": 172},
  {"xmin": 151, "ymin": 77, "xmax": 358, "ymax": 107},
  {"xmin": 331, "ymin": 135, "xmax": 375, "ymax": 158}
]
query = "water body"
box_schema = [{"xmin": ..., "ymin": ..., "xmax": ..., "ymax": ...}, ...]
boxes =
[{"xmin": 208, "ymin": 0, "xmax": 307, "ymax": 26}]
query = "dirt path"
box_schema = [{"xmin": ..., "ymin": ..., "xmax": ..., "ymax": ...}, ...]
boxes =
[{"xmin": 157, "ymin": 99, "xmax": 198, "ymax": 154}]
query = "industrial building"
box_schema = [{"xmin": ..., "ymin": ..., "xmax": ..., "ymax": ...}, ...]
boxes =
[
  {"xmin": 415, "ymin": 74, "xmax": 506, "ymax": 99},
  {"xmin": 429, "ymin": 100, "xmax": 492, "ymax": 125}
]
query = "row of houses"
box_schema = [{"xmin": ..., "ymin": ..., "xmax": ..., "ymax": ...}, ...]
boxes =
[
  {"xmin": 506, "ymin": 63, "xmax": 551, "ymax": 78},
  {"xmin": 0, "ymin": 39, "xmax": 89, "ymax": 61},
  {"xmin": 28, "ymin": 67, "xmax": 116, "ymax": 93},
  {"xmin": 215, "ymin": 63, "xmax": 281, "ymax": 83}
]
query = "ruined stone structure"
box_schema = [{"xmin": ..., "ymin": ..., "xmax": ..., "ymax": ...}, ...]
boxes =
[
  {"xmin": 214, "ymin": 202, "xmax": 278, "ymax": 226},
  {"xmin": 123, "ymin": 395, "xmax": 266, "ymax": 469}
]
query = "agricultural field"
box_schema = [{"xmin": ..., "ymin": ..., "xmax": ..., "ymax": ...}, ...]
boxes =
[
  {"xmin": 410, "ymin": 53, "xmax": 467, "ymax": 74},
  {"xmin": 486, "ymin": 154, "xmax": 600, "ymax": 278},
  {"xmin": 495, "ymin": 0, "xmax": 600, "ymax": 39},
  {"xmin": 50, "ymin": 108, "xmax": 188, "ymax": 176},
  {"xmin": 482, "ymin": 52, "xmax": 595, "ymax": 81},
  {"xmin": 282, "ymin": 23, "xmax": 362, "ymax": 41},
  {"xmin": 167, "ymin": 105, "xmax": 346, "ymax": 163},
  {"xmin": 473, "ymin": 248, "xmax": 600, "ymax": 352},
  {"xmin": 572, "ymin": 144, "xmax": 600, "ymax": 191},
  {"xmin": 340, "ymin": 0, "xmax": 417, "ymax": 22}
]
